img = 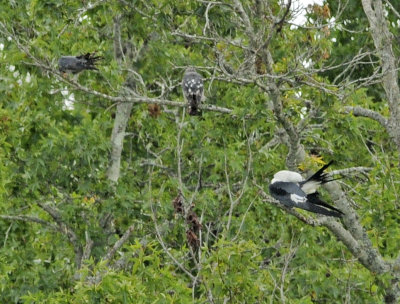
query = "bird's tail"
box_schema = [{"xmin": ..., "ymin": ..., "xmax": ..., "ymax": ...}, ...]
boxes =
[
  {"xmin": 188, "ymin": 105, "xmax": 202, "ymax": 116},
  {"xmin": 306, "ymin": 193, "xmax": 344, "ymax": 215},
  {"xmin": 306, "ymin": 160, "xmax": 335, "ymax": 184},
  {"xmin": 302, "ymin": 198, "xmax": 343, "ymax": 218},
  {"xmin": 80, "ymin": 52, "xmax": 103, "ymax": 70}
]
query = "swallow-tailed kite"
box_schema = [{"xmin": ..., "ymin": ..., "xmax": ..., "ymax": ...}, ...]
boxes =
[
  {"xmin": 269, "ymin": 161, "xmax": 343, "ymax": 217},
  {"xmin": 58, "ymin": 52, "xmax": 102, "ymax": 74}
]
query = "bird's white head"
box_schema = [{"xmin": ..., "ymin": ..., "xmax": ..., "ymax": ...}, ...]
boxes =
[{"xmin": 271, "ymin": 170, "xmax": 304, "ymax": 184}]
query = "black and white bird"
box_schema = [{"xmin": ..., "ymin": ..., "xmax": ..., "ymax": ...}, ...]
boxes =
[
  {"xmin": 269, "ymin": 161, "xmax": 343, "ymax": 217},
  {"xmin": 58, "ymin": 52, "xmax": 102, "ymax": 74},
  {"xmin": 182, "ymin": 67, "xmax": 204, "ymax": 116}
]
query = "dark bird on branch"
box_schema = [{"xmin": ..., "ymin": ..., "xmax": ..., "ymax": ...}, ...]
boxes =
[
  {"xmin": 182, "ymin": 67, "xmax": 204, "ymax": 116},
  {"xmin": 269, "ymin": 161, "xmax": 343, "ymax": 217},
  {"xmin": 58, "ymin": 52, "xmax": 102, "ymax": 74}
]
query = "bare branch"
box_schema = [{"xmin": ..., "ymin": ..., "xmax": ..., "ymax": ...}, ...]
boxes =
[
  {"xmin": 58, "ymin": 0, "xmax": 108, "ymax": 38},
  {"xmin": 37, "ymin": 202, "xmax": 83, "ymax": 268},
  {"xmin": 113, "ymin": 15, "xmax": 125, "ymax": 63},
  {"xmin": 82, "ymin": 231, "xmax": 94, "ymax": 263},
  {"xmin": 344, "ymin": 106, "xmax": 388, "ymax": 128},
  {"xmin": 226, "ymin": 132, "xmax": 253, "ymax": 231},
  {"xmin": 104, "ymin": 224, "xmax": 135, "ymax": 264},
  {"xmin": 232, "ymin": 197, "xmax": 256, "ymax": 242},
  {"xmin": 384, "ymin": 0, "xmax": 400, "ymax": 20},
  {"xmin": 172, "ymin": 30, "xmax": 252, "ymax": 51},
  {"xmin": 232, "ymin": 0, "xmax": 254, "ymax": 35},
  {"xmin": 148, "ymin": 165, "xmax": 196, "ymax": 281},
  {"xmin": 362, "ymin": 0, "xmax": 400, "ymax": 152},
  {"xmin": 328, "ymin": 167, "xmax": 372, "ymax": 177},
  {"xmin": 176, "ymin": 110, "xmax": 186, "ymax": 198},
  {"xmin": 152, "ymin": 210, "xmax": 196, "ymax": 280},
  {"xmin": 324, "ymin": 181, "xmax": 390, "ymax": 275},
  {"xmin": 0, "ymin": 214, "xmax": 58, "ymax": 229},
  {"xmin": 320, "ymin": 216, "xmax": 389, "ymax": 274},
  {"xmin": 107, "ymin": 102, "xmax": 133, "ymax": 183},
  {"xmin": 275, "ymin": 0, "xmax": 291, "ymax": 33},
  {"xmin": 0, "ymin": 22, "xmax": 232, "ymax": 115},
  {"xmin": 279, "ymin": 233, "xmax": 297, "ymax": 304},
  {"xmin": 3, "ymin": 223, "xmax": 12, "ymax": 248}
]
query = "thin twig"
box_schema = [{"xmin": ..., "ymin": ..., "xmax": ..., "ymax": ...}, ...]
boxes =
[
  {"xmin": 37, "ymin": 202, "xmax": 83, "ymax": 268},
  {"xmin": 148, "ymin": 166, "xmax": 196, "ymax": 281}
]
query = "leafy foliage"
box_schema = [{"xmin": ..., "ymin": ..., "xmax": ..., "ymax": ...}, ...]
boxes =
[{"xmin": 0, "ymin": 0, "xmax": 398, "ymax": 303}]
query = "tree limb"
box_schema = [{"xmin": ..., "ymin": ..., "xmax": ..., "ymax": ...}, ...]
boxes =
[
  {"xmin": 361, "ymin": 0, "xmax": 400, "ymax": 153},
  {"xmin": 323, "ymin": 181, "xmax": 390, "ymax": 275},
  {"xmin": 104, "ymin": 224, "xmax": 135, "ymax": 264},
  {"xmin": 0, "ymin": 21, "xmax": 233, "ymax": 115},
  {"xmin": 257, "ymin": 181, "xmax": 390, "ymax": 276},
  {"xmin": 328, "ymin": 167, "xmax": 372, "ymax": 178},
  {"xmin": 37, "ymin": 202, "xmax": 83, "ymax": 269},
  {"xmin": 344, "ymin": 106, "xmax": 388, "ymax": 128},
  {"xmin": 0, "ymin": 214, "xmax": 58, "ymax": 229},
  {"xmin": 106, "ymin": 102, "xmax": 133, "ymax": 183},
  {"xmin": 81, "ymin": 231, "xmax": 94, "ymax": 264}
]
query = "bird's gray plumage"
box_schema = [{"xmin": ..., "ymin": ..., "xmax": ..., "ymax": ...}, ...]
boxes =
[
  {"xmin": 269, "ymin": 161, "xmax": 343, "ymax": 217},
  {"xmin": 58, "ymin": 52, "xmax": 102, "ymax": 74},
  {"xmin": 182, "ymin": 67, "xmax": 204, "ymax": 116}
]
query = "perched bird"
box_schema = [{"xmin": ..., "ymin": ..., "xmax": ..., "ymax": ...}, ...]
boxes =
[
  {"xmin": 58, "ymin": 52, "xmax": 102, "ymax": 74},
  {"xmin": 269, "ymin": 161, "xmax": 343, "ymax": 217},
  {"xmin": 182, "ymin": 67, "xmax": 204, "ymax": 116}
]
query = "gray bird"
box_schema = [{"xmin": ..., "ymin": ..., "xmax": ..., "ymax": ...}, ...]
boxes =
[
  {"xmin": 268, "ymin": 161, "xmax": 343, "ymax": 217},
  {"xmin": 182, "ymin": 67, "xmax": 204, "ymax": 116},
  {"xmin": 58, "ymin": 52, "xmax": 102, "ymax": 74}
]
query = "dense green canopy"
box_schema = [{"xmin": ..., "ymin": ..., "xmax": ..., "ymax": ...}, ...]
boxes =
[{"xmin": 1, "ymin": 0, "xmax": 400, "ymax": 303}]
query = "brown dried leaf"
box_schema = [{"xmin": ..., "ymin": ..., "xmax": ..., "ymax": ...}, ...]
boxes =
[
  {"xmin": 322, "ymin": 4, "xmax": 331, "ymax": 19},
  {"xmin": 148, "ymin": 104, "xmax": 161, "ymax": 118},
  {"xmin": 186, "ymin": 211, "xmax": 202, "ymax": 233},
  {"xmin": 322, "ymin": 26, "xmax": 330, "ymax": 37},
  {"xmin": 172, "ymin": 192, "xmax": 184, "ymax": 216},
  {"xmin": 186, "ymin": 229, "xmax": 200, "ymax": 249}
]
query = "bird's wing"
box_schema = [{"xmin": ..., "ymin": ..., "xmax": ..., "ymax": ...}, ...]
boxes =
[
  {"xmin": 183, "ymin": 74, "xmax": 203, "ymax": 98},
  {"xmin": 269, "ymin": 181, "xmax": 307, "ymax": 208},
  {"xmin": 270, "ymin": 181, "xmax": 304, "ymax": 195},
  {"xmin": 182, "ymin": 70, "xmax": 204, "ymax": 115},
  {"xmin": 269, "ymin": 182, "xmax": 343, "ymax": 217},
  {"xmin": 59, "ymin": 56, "xmax": 78, "ymax": 72}
]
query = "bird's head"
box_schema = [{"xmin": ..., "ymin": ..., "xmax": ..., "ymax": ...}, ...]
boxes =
[
  {"xmin": 271, "ymin": 170, "xmax": 304, "ymax": 184},
  {"xmin": 184, "ymin": 67, "xmax": 197, "ymax": 74}
]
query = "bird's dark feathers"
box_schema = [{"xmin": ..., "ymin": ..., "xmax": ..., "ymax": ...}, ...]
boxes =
[
  {"xmin": 182, "ymin": 68, "xmax": 204, "ymax": 116},
  {"xmin": 269, "ymin": 162, "xmax": 343, "ymax": 218},
  {"xmin": 58, "ymin": 52, "xmax": 103, "ymax": 74},
  {"xmin": 300, "ymin": 201, "xmax": 343, "ymax": 217},
  {"xmin": 301, "ymin": 160, "xmax": 334, "ymax": 186},
  {"xmin": 306, "ymin": 192, "xmax": 344, "ymax": 215},
  {"xmin": 76, "ymin": 52, "xmax": 103, "ymax": 70}
]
